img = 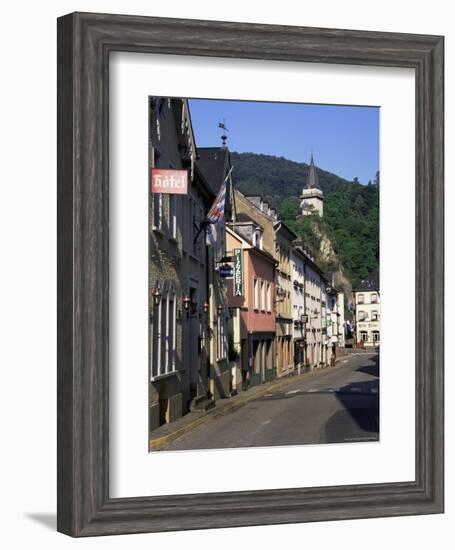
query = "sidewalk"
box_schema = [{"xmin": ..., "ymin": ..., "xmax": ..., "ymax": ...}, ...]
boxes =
[{"xmin": 149, "ymin": 355, "xmax": 353, "ymax": 450}]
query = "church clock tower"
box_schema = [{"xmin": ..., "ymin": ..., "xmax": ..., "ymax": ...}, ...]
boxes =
[{"xmin": 300, "ymin": 154, "xmax": 324, "ymax": 217}]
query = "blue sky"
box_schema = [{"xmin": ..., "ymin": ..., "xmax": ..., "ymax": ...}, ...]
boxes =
[{"xmin": 188, "ymin": 99, "xmax": 379, "ymax": 185}]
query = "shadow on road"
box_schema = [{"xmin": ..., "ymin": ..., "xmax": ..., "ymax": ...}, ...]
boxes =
[
  {"xmin": 324, "ymin": 354, "xmax": 380, "ymax": 442},
  {"xmin": 322, "ymin": 353, "xmax": 380, "ymax": 442},
  {"xmin": 355, "ymin": 352, "xmax": 380, "ymax": 379}
]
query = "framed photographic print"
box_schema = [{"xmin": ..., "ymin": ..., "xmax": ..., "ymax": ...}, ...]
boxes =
[{"xmin": 57, "ymin": 12, "xmax": 444, "ymax": 536}]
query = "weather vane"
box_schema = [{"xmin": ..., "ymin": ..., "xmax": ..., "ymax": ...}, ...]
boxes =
[{"xmin": 218, "ymin": 119, "xmax": 229, "ymax": 148}]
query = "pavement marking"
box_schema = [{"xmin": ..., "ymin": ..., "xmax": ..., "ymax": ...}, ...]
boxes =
[
  {"xmin": 307, "ymin": 388, "xmax": 318, "ymax": 393},
  {"xmin": 342, "ymin": 360, "xmax": 348, "ymax": 363},
  {"xmin": 286, "ymin": 389, "xmax": 300, "ymax": 395}
]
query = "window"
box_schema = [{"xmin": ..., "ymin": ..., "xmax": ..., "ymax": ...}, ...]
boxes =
[
  {"xmin": 167, "ymin": 295, "xmax": 175, "ymax": 370},
  {"xmin": 360, "ymin": 331, "xmax": 368, "ymax": 342},
  {"xmin": 266, "ymin": 282, "xmax": 271, "ymax": 311},
  {"xmin": 153, "ymin": 193, "xmax": 163, "ymax": 231},
  {"xmin": 160, "ymin": 297, "xmax": 167, "ymax": 371},
  {"xmin": 357, "ymin": 293, "xmax": 364, "ymax": 304},
  {"xmin": 194, "ymin": 204, "xmax": 204, "ymax": 259},
  {"xmin": 217, "ymin": 312, "xmax": 226, "ymax": 360},
  {"xmin": 260, "ymin": 280, "xmax": 265, "ymax": 310},
  {"xmin": 182, "ymin": 196, "xmax": 188, "ymax": 251},
  {"xmin": 168, "ymin": 195, "xmax": 176, "ymax": 240},
  {"xmin": 371, "ymin": 293, "xmax": 378, "ymax": 303},
  {"xmin": 253, "ymin": 277, "xmax": 259, "ymax": 309},
  {"xmin": 253, "ymin": 341, "xmax": 260, "ymax": 374},
  {"xmin": 372, "ymin": 310, "xmax": 379, "ymax": 321},
  {"xmin": 190, "ymin": 197, "xmax": 195, "ymax": 255},
  {"xmin": 151, "ymin": 286, "xmax": 176, "ymax": 378},
  {"xmin": 151, "ymin": 302, "xmax": 160, "ymax": 378},
  {"xmin": 358, "ymin": 310, "xmax": 367, "ymax": 322},
  {"xmin": 373, "ymin": 331, "xmax": 380, "ymax": 342},
  {"xmin": 253, "ymin": 230, "xmax": 263, "ymax": 250},
  {"xmin": 266, "ymin": 340, "xmax": 273, "ymax": 370}
]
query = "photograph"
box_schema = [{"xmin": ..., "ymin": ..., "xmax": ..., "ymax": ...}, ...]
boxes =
[{"xmin": 148, "ymin": 96, "xmax": 380, "ymax": 451}]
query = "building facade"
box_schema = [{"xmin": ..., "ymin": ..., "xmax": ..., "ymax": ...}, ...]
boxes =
[
  {"xmin": 291, "ymin": 247, "xmax": 307, "ymax": 370},
  {"xmin": 299, "ymin": 250, "xmax": 329, "ymax": 368},
  {"xmin": 326, "ymin": 284, "xmax": 345, "ymax": 361},
  {"xmin": 226, "ymin": 224, "xmax": 276, "ymax": 389},
  {"xmin": 274, "ymin": 222, "xmax": 297, "ymax": 377},
  {"xmin": 149, "ymin": 97, "xmax": 214, "ymax": 430},
  {"xmin": 197, "ymin": 147, "xmax": 234, "ymax": 402},
  {"xmin": 354, "ymin": 268, "xmax": 380, "ymax": 347}
]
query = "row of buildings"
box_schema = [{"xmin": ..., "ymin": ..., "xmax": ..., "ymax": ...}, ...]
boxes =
[{"xmin": 148, "ymin": 97, "xmax": 347, "ymax": 433}]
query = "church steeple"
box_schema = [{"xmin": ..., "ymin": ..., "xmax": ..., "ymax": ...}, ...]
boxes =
[
  {"xmin": 299, "ymin": 152, "xmax": 324, "ymax": 218},
  {"xmin": 305, "ymin": 153, "xmax": 320, "ymax": 190}
]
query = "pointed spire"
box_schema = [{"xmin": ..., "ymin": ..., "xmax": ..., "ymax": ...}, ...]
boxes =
[{"xmin": 306, "ymin": 153, "xmax": 320, "ymax": 190}]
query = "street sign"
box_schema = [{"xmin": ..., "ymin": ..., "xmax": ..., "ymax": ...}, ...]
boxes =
[
  {"xmin": 233, "ymin": 248, "xmax": 244, "ymax": 296},
  {"xmin": 219, "ymin": 264, "xmax": 234, "ymax": 279},
  {"xmin": 151, "ymin": 168, "xmax": 188, "ymax": 194}
]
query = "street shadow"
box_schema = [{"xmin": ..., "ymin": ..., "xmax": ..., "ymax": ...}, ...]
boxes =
[
  {"xmin": 25, "ymin": 513, "xmax": 56, "ymax": 531},
  {"xmin": 324, "ymin": 378, "xmax": 379, "ymax": 442},
  {"xmin": 355, "ymin": 353, "xmax": 380, "ymax": 378}
]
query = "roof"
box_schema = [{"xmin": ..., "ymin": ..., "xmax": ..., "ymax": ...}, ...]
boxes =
[
  {"xmin": 305, "ymin": 153, "xmax": 321, "ymax": 190},
  {"xmin": 274, "ymin": 221, "xmax": 298, "ymax": 242},
  {"xmin": 354, "ymin": 267, "xmax": 380, "ymax": 292},
  {"xmin": 226, "ymin": 225, "xmax": 276, "ymax": 265},
  {"xmin": 293, "ymin": 243, "xmax": 325, "ymax": 277},
  {"xmin": 196, "ymin": 147, "xmax": 230, "ymax": 195},
  {"xmin": 234, "ymin": 212, "xmax": 263, "ymax": 228}
]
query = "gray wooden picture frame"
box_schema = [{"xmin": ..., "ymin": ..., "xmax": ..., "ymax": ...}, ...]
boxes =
[{"xmin": 57, "ymin": 12, "xmax": 444, "ymax": 537}]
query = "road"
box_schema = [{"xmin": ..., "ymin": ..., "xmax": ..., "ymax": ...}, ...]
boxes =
[{"xmin": 161, "ymin": 352, "xmax": 379, "ymax": 451}]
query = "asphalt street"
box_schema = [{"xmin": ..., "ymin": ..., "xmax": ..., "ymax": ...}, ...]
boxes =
[{"xmin": 160, "ymin": 352, "xmax": 379, "ymax": 451}]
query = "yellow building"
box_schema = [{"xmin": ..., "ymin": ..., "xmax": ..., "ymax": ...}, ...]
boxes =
[{"xmin": 274, "ymin": 222, "xmax": 297, "ymax": 377}]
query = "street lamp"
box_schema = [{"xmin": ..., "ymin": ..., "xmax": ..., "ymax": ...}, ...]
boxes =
[
  {"xmin": 152, "ymin": 287, "xmax": 162, "ymax": 307},
  {"xmin": 182, "ymin": 294, "xmax": 191, "ymax": 312}
]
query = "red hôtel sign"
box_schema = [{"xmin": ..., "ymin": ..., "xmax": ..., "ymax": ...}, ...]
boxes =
[{"xmin": 151, "ymin": 168, "xmax": 188, "ymax": 195}]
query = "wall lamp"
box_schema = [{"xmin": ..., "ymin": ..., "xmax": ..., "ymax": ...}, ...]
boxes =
[{"xmin": 152, "ymin": 287, "xmax": 162, "ymax": 307}]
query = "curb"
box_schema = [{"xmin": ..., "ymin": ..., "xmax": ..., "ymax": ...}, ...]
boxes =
[{"xmin": 149, "ymin": 356, "xmax": 354, "ymax": 450}]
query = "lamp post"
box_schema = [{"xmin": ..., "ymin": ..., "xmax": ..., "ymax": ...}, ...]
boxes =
[
  {"xmin": 152, "ymin": 287, "xmax": 161, "ymax": 307},
  {"xmin": 182, "ymin": 294, "xmax": 191, "ymax": 314}
]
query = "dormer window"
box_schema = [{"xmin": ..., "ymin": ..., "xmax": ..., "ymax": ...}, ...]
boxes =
[{"xmin": 253, "ymin": 229, "xmax": 263, "ymax": 250}]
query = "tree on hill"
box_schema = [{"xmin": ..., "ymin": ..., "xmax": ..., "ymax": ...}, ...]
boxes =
[{"xmin": 231, "ymin": 151, "xmax": 379, "ymax": 289}]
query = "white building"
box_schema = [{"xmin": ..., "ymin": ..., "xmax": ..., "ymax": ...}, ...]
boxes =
[
  {"xmin": 354, "ymin": 268, "xmax": 380, "ymax": 347},
  {"xmin": 291, "ymin": 247, "xmax": 307, "ymax": 370},
  {"xmin": 294, "ymin": 245, "xmax": 328, "ymax": 368},
  {"xmin": 326, "ymin": 283, "xmax": 345, "ymax": 360}
]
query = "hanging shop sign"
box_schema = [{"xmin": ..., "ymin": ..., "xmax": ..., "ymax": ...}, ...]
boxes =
[
  {"xmin": 219, "ymin": 264, "xmax": 234, "ymax": 279},
  {"xmin": 233, "ymin": 248, "xmax": 244, "ymax": 296},
  {"xmin": 151, "ymin": 168, "xmax": 188, "ymax": 194}
]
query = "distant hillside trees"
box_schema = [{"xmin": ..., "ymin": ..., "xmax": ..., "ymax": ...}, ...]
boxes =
[{"xmin": 231, "ymin": 151, "xmax": 379, "ymax": 289}]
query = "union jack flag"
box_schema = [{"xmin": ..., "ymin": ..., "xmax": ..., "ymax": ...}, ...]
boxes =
[{"xmin": 206, "ymin": 167, "xmax": 233, "ymax": 245}]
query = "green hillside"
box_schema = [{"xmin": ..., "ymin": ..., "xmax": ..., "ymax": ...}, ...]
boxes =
[{"xmin": 230, "ymin": 151, "xmax": 379, "ymax": 289}]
